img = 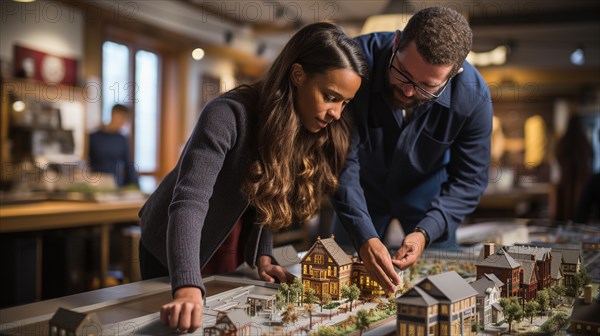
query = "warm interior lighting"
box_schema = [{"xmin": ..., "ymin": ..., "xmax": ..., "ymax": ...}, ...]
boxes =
[
  {"xmin": 360, "ymin": 14, "xmax": 413, "ymax": 35},
  {"xmin": 12, "ymin": 101, "xmax": 26, "ymax": 112},
  {"xmin": 524, "ymin": 115, "xmax": 547, "ymax": 168},
  {"xmin": 467, "ymin": 46, "xmax": 508, "ymax": 66},
  {"xmin": 192, "ymin": 48, "xmax": 205, "ymax": 60},
  {"xmin": 12, "ymin": 0, "xmax": 36, "ymax": 2},
  {"xmin": 570, "ymin": 47, "xmax": 585, "ymax": 66}
]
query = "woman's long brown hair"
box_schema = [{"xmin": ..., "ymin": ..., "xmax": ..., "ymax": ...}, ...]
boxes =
[{"xmin": 238, "ymin": 22, "xmax": 368, "ymax": 231}]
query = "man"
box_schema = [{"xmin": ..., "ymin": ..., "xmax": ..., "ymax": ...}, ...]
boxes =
[
  {"xmin": 331, "ymin": 6, "xmax": 493, "ymax": 293},
  {"xmin": 88, "ymin": 104, "xmax": 139, "ymax": 187}
]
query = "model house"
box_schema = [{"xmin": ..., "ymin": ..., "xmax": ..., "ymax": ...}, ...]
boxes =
[
  {"xmin": 476, "ymin": 243, "xmax": 522, "ymax": 297},
  {"xmin": 518, "ymin": 259, "xmax": 538, "ymax": 302},
  {"xmin": 351, "ymin": 257, "xmax": 386, "ymax": 297},
  {"xmin": 301, "ymin": 235, "xmax": 353, "ymax": 300},
  {"xmin": 508, "ymin": 244, "xmax": 553, "ymax": 290},
  {"xmin": 48, "ymin": 307, "xmax": 101, "ymax": 336},
  {"xmin": 203, "ymin": 309, "xmax": 253, "ymax": 336},
  {"xmin": 550, "ymin": 251, "xmax": 564, "ymax": 287},
  {"xmin": 470, "ymin": 273, "xmax": 504, "ymax": 327},
  {"xmin": 395, "ymin": 271, "xmax": 478, "ymax": 336},
  {"xmin": 569, "ymin": 285, "xmax": 600, "ymax": 335},
  {"xmin": 551, "ymin": 248, "xmax": 582, "ymax": 289}
]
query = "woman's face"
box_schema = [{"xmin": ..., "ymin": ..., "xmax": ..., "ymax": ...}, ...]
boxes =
[{"xmin": 292, "ymin": 64, "xmax": 362, "ymax": 133}]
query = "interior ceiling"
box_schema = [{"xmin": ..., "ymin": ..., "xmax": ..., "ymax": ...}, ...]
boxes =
[{"xmin": 181, "ymin": 0, "xmax": 600, "ymax": 70}]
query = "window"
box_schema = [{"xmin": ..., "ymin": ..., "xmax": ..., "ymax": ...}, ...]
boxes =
[
  {"xmin": 134, "ymin": 50, "xmax": 160, "ymax": 173},
  {"xmin": 303, "ymin": 265, "xmax": 307, "ymax": 274},
  {"xmin": 101, "ymin": 40, "xmax": 161, "ymax": 191},
  {"xmin": 314, "ymin": 255, "xmax": 324, "ymax": 264},
  {"xmin": 102, "ymin": 41, "xmax": 129, "ymax": 124}
]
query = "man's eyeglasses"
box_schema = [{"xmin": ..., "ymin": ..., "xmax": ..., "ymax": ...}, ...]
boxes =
[{"xmin": 388, "ymin": 48, "xmax": 452, "ymax": 100}]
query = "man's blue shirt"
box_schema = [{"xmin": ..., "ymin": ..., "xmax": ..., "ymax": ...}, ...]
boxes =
[{"xmin": 332, "ymin": 32, "xmax": 493, "ymax": 249}]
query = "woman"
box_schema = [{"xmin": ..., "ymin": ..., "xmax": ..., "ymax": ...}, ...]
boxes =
[{"xmin": 138, "ymin": 22, "xmax": 367, "ymax": 332}]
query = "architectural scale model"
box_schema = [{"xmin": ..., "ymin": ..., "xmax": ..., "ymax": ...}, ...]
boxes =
[
  {"xmin": 48, "ymin": 308, "xmax": 101, "ymax": 336},
  {"xmin": 19, "ymin": 231, "xmax": 598, "ymax": 336},
  {"xmin": 569, "ymin": 285, "xmax": 600, "ymax": 335},
  {"xmin": 300, "ymin": 235, "xmax": 385, "ymax": 299},
  {"xmin": 470, "ymin": 273, "xmax": 504, "ymax": 327},
  {"xmin": 395, "ymin": 271, "xmax": 478, "ymax": 336}
]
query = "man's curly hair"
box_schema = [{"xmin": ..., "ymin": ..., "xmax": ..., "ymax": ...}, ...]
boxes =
[{"xmin": 397, "ymin": 6, "xmax": 472, "ymax": 75}]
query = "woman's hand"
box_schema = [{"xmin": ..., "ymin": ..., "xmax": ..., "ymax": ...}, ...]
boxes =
[
  {"xmin": 160, "ymin": 286, "xmax": 203, "ymax": 333},
  {"xmin": 257, "ymin": 255, "xmax": 294, "ymax": 283}
]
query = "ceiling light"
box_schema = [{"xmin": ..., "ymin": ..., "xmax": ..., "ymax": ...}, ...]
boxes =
[
  {"xmin": 192, "ymin": 48, "xmax": 205, "ymax": 60},
  {"xmin": 13, "ymin": 101, "xmax": 26, "ymax": 112},
  {"xmin": 570, "ymin": 47, "xmax": 585, "ymax": 66},
  {"xmin": 360, "ymin": 14, "xmax": 413, "ymax": 35},
  {"xmin": 467, "ymin": 46, "xmax": 509, "ymax": 66}
]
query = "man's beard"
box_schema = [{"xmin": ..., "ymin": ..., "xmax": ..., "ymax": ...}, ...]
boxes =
[{"xmin": 384, "ymin": 80, "xmax": 426, "ymax": 110}]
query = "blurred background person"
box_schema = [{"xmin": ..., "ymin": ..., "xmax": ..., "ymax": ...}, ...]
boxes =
[
  {"xmin": 88, "ymin": 104, "xmax": 139, "ymax": 188},
  {"xmin": 553, "ymin": 113, "xmax": 593, "ymax": 222}
]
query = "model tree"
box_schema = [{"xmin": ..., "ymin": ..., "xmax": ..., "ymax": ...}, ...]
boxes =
[
  {"xmin": 550, "ymin": 285, "xmax": 566, "ymax": 306},
  {"xmin": 319, "ymin": 293, "xmax": 332, "ymax": 313},
  {"xmin": 539, "ymin": 312, "xmax": 570, "ymax": 335},
  {"xmin": 304, "ymin": 287, "xmax": 318, "ymax": 305},
  {"xmin": 281, "ymin": 304, "xmax": 299, "ymax": 325},
  {"xmin": 536, "ymin": 289, "xmax": 550, "ymax": 314},
  {"xmin": 341, "ymin": 284, "xmax": 361, "ymax": 312},
  {"xmin": 500, "ymin": 297, "xmax": 523, "ymax": 334},
  {"xmin": 574, "ymin": 267, "xmax": 592, "ymax": 296},
  {"xmin": 303, "ymin": 303, "xmax": 315, "ymax": 330},
  {"xmin": 524, "ymin": 301, "xmax": 540, "ymax": 325},
  {"xmin": 290, "ymin": 277, "xmax": 304, "ymax": 306},
  {"xmin": 355, "ymin": 309, "xmax": 372, "ymax": 336},
  {"xmin": 275, "ymin": 283, "xmax": 290, "ymax": 310}
]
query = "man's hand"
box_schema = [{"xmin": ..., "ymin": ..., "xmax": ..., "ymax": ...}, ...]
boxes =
[
  {"xmin": 392, "ymin": 231, "xmax": 426, "ymax": 270},
  {"xmin": 257, "ymin": 255, "xmax": 294, "ymax": 284},
  {"xmin": 358, "ymin": 238, "xmax": 401, "ymax": 294},
  {"xmin": 160, "ymin": 286, "xmax": 203, "ymax": 333}
]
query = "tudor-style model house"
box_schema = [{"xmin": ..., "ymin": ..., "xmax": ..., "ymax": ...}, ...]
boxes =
[
  {"xmin": 507, "ymin": 244, "xmax": 552, "ymax": 290},
  {"xmin": 301, "ymin": 236, "xmax": 353, "ymax": 300},
  {"xmin": 301, "ymin": 235, "xmax": 385, "ymax": 299},
  {"xmin": 518, "ymin": 259, "xmax": 538, "ymax": 302},
  {"xmin": 470, "ymin": 273, "xmax": 504, "ymax": 327},
  {"xmin": 396, "ymin": 271, "xmax": 478, "ymax": 336},
  {"xmin": 551, "ymin": 248, "xmax": 582, "ymax": 289},
  {"xmin": 476, "ymin": 243, "xmax": 522, "ymax": 298}
]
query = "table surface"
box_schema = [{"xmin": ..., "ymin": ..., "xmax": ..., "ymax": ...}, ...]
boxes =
[{"xmin": 0, "ymin": 199, "xmax": 145, "ymax": 232}]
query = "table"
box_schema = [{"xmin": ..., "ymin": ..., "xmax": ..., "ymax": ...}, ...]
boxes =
[{"xmin": 0, "ymin": 199, "xmax": 145, "ymax": 298}]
